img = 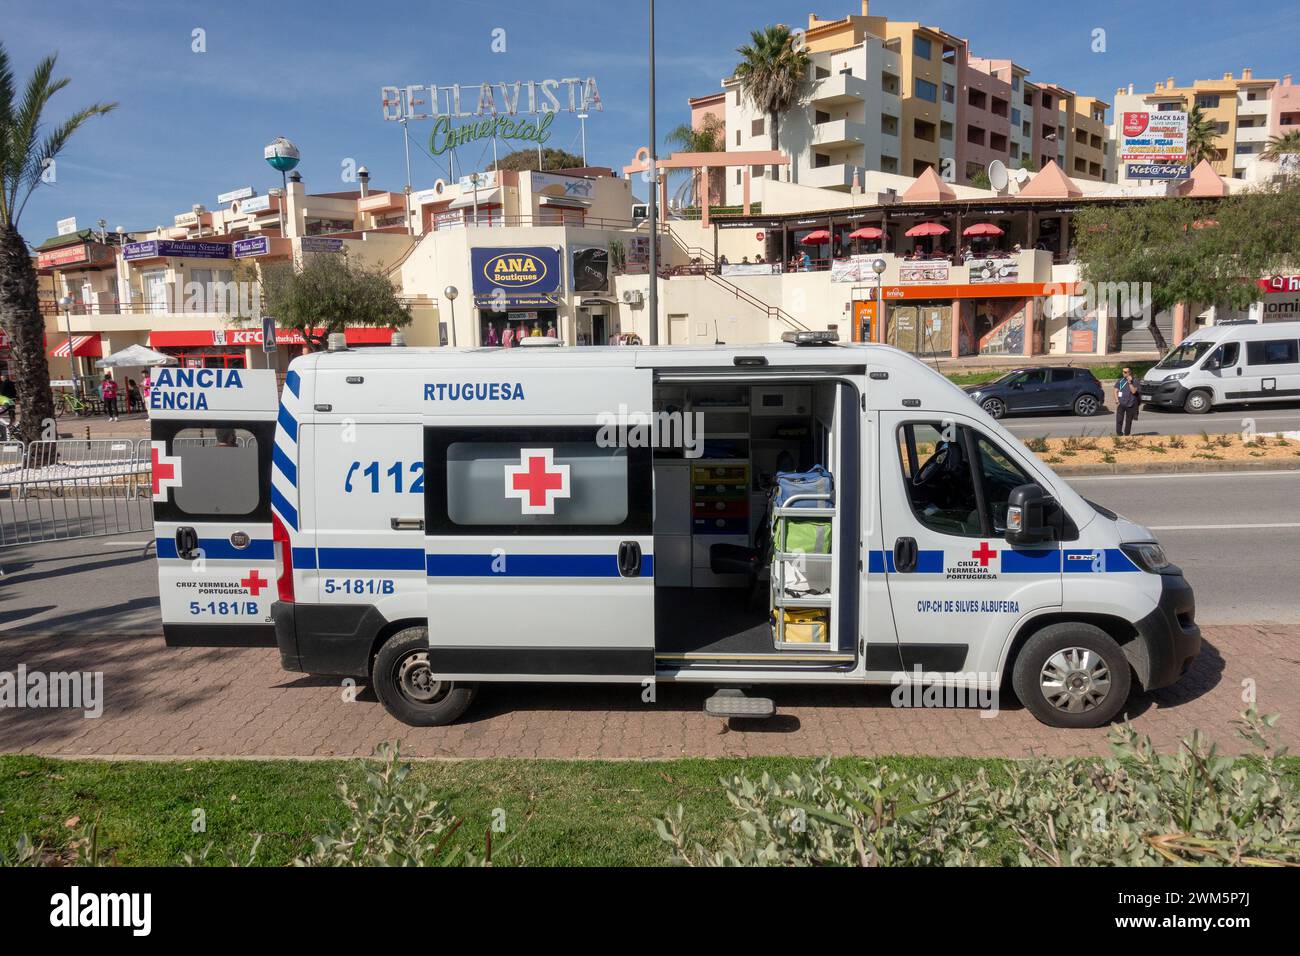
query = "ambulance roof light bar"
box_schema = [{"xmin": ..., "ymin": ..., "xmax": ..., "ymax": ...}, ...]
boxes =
[
  {"xmin": 781, "ymin": 330, "xmax": 839, "ymax": 347},
  {"xmin": 518, "ymin": 336, "xmax": 563, "ymax": 347},
  {"xmin": 326, "ymin": 332, "xmax": 349, "ymax": 352}
]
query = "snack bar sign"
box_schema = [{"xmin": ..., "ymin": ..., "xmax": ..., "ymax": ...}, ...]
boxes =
[{"xmin": 1120, "ymin": 111, "xmax": 1188, "ymax": 162}]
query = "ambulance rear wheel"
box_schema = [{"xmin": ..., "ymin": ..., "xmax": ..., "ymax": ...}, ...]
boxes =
[
  {"xmin": 1012, "ymin": 623, "xmax": 1131, "ymax": 729},
  {"xmin": 372, "ymin": 627, "xmax": 476, "ymax": 727}
]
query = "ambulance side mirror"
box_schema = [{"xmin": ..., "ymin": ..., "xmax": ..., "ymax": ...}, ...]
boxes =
[{"xmin": 1005, "ymin": 483, "xmax": 1055, "ymax": 546}]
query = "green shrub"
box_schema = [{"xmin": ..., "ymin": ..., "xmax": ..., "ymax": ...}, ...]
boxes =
[
  {"xmin": 294, "ymin": 742, "xmax": 512, "ymax": 866},
  {"xmin": 1025, "ymin": 435, "xmax": 1051, "ymax": 453},
  {"xmin": 657, "ymin": 711, "xmax": 1300, "ymax": 867}
]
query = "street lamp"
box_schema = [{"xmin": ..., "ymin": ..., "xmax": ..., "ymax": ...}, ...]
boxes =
[
  {"xmin": 443, "ymin": 285, "xmax": 459, "ymax": 348},
  {"xmin": 58, "ymin": 294, "xmax": 80, "ymax": 397},
  {"xmin": 871, "ymin": 258, "xmax": 887, "ymax": 344}
]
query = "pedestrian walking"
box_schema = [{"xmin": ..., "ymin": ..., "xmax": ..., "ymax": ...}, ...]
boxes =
[
  {"xmin": 100, "ymin": 372, "xmax": 119, "ymax": 421},
  {"xmin": 0, "ymin": 372, "xmax": 16, "ymax": 427},
  {"xmin": 1114, "ymin": 367, "xmax": 1140, "ymax": 436}
]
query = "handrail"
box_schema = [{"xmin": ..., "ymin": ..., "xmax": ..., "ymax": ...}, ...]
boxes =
[{"xmin": 704, "ymin": 271, "xmax": 810, "ymax": 333}]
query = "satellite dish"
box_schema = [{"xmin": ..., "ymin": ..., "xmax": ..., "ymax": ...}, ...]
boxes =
[
  {"xmin": 987, "ymin": 160, "xmax": 1009, "ymax": 192},
  {"xmin": 1009, "ymin": 167, "xmax": 1032, "ymax": 185}
]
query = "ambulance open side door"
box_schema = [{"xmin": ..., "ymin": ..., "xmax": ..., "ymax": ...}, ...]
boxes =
[
  {"xmin": 149, "ymin": 366, "xmax": 282, "ymax": 647},
  {"xmin": 421, "ymin": 364, "xmax": 655, "ymax": 682}
]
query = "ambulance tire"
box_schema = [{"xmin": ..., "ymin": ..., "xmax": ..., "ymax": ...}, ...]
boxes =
[
  {"xmin": 1011, "ymin": 623, "xmax": 1132, "ymax": 729},
  {"xmin": 372, "ymin": 627, "xmax": 476, "ymax": 727}
]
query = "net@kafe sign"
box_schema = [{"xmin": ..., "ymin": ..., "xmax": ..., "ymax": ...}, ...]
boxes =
[
  {"xmin": 1121, "ymin": 111, "xmax": 1188, "ymax": 161},
  {"xmin": 471, "ymin": 247, "xmax": 563, "ymax": 308}
]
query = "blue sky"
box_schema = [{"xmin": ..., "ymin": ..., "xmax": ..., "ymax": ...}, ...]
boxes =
[{"xmin": 6, "ymin": 0, "xmax": 1299, "ymax": 244}]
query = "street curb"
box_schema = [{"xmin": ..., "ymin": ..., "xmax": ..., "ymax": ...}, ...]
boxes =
[{"xmin": 1051, "ymin": 459, "xmax": 1300, "ymax": 477}]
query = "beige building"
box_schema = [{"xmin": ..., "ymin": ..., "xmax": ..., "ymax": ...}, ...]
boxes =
[{"xmin": 1113, "ymin": 70, "xmax": 1300, "ymax": 182}]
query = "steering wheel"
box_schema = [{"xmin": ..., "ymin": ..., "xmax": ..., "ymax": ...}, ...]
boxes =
[{"xmin": 913, "ymin": 442, "xmax": 949, "ymax": 486}]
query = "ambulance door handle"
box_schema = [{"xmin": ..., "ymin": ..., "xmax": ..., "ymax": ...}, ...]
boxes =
[
  {"xmin": 175, "ymin": 526, "xmax": 200, "ymax": 561},
  {"xmin": 893, "ymin": 537, "xmax": 917, "ymax": 574},
  {"xmin": 617, "ymin": 541, "xmax": 643, "ymax": 577}
]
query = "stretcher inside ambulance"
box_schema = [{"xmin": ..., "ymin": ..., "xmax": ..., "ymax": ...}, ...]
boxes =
[{"xmin": 146, "ymin": 335, "xmax": 1201, "ymax": 730}]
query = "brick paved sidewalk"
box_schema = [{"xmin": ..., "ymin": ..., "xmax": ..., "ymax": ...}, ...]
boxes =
[{"xmin": 1, "ymin": 624, "xmax": 1295, "ymax": 760}]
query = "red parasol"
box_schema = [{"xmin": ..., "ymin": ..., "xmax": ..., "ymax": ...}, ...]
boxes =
[
  {"xmin": 962, "ymin": 222, "xmax": 1005, "ymax": 237},
  {"xmin": 905, "ymin": 222, "xmax": 950, "ymax": 237},
  {"xmin": 800, "ymin": 230, "xmax": 832, "ymax": 244},
  {"xmin": 848, "ymin": 226, "xmax": 884, "ymax": 240}
]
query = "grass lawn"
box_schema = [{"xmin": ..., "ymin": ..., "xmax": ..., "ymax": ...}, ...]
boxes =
[
  {"xmin": 5, "ymin": 753, "xmax": 1299, "ymax": 866},
  {"xmin": 0, "ymin": 754, "xmax": 1012, "ymax": 866},
  {"xmin": 945, "ymin": 362, "xmax": 1156, "ymax": 387}
]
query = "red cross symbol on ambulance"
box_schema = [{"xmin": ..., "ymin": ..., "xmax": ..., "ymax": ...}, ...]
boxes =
[
  {"xmin": 504, "ymin": 448, "xmax": 571, "ymax": 515},
  {"xmin": 971, "ymin": 541, "xmax": 998, "ymax": 567},
  {"xmin": 150, "ymin": 441, "xmax": 183, "ymax": 502}
]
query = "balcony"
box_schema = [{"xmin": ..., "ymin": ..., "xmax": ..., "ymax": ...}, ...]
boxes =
[
  {"xmin": 811, "ymin": 73, "xmax": 869, "ymax": 106},
  {"xmin": 811, "ymin": 118, "xmax": 869, "ymax": 149},
  {"xmin": 1238, "ymin": 98, "xmax": 1270, "ymax": 116},
  {"xmin": 802, "ymin": 163, "xmax": 865, "ymax": 190},
  {"xmin": 881, "ymin": 89, "xmax": 902, "ymax": 118},
  {"xmin": 1237, "ymin": 123, "xmax": 1269, "ymax": 142}
]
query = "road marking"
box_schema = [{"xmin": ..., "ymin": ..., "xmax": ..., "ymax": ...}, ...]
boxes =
[
  {"xmin": 1068, "ymin": 470, "xmax": 1300, "ymax": 481},
  {"xmin": 1149, "ymin": 522, "xmax": 1300, "ymax": 531}
]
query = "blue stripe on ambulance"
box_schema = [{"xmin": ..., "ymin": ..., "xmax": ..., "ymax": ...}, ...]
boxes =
[
  {"xmin": 276, "ymin": 404, "xmax": 298, "ymax": 442},
  {"xmin": 865, "ymin": 548, "xmax": 1140, "ymax": 574},
  {"xmin": 157, "ymin": 538, "xmax": 275, "ymax": 561},
  {"xmin": 272, "ymin": 442, "xmax": 297, "ymax": 486},
  {"xmin": 426, "ymin": 554, "xmax": 655, "ymax": 578},
  {"xmin": 270, "ymin": 484, "xmax": 299, "ymax": 531},
  {"xmin": 284, "ymin": 369, "xmax": 301, "ymax": 398}
]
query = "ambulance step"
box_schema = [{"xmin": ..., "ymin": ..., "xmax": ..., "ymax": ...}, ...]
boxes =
[{"xmin": 704, "ymin": 688, "xmax": 775, "ymax": 719}]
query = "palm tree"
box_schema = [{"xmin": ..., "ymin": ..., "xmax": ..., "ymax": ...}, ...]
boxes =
[
  {"xmin": 1262, "ymin": 130, "xmax": 1300, "ymax": 163},
  {"xmin": 1184, "ymin": 105, "xmax": 1220, "ymax": 168},
  {"xmin": 0, "ymin": 44, "xmax": 116, "ymax": 443},
  {"xmin": 733, "ymin": 25, "xmax": 810, "ymax": 182},
  {"xmin": 664, "ymin": 114, "xmax": 724, "ymax": 207}
]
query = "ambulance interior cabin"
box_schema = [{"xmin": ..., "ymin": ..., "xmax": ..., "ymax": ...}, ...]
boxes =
[{"xmin": 651, "ymin": 379, "xmax": 856, "ymax": 663}]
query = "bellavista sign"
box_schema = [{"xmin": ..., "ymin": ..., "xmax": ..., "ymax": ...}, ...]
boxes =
[{"xmin": 382, "ymin": 78, "xmax": 602, "ymax": 121}]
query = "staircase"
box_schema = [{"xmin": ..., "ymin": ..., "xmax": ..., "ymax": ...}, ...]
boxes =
[{"xmin": 702, "ymin": 272, "xmax": 811, "ymax": 334}]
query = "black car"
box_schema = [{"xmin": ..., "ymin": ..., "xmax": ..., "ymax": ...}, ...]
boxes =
[{"xmin": 963, "ymin": 366, "xmax": 1105, "ymax": 419}]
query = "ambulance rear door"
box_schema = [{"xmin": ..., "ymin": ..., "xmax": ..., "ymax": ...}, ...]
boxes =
[
  {"xmin": 149, "ymin": 366, "xmax": 282, "ymax": 647},
  {"xmin": 422, "ymin": 361, "xmax": 655, "ymax": 682}
]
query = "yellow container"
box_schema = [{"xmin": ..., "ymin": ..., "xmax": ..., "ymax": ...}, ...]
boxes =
[{"xmin": 776, "ymin": 608, "xmax": 829, "ymax": 644}]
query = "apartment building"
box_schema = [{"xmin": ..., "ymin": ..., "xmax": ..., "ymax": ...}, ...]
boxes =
[
  {"xmin": 1113, "ymin": 70, "xmax": 1300, "ymax": 182},
  {"xmin": 693, "ymin": 0, "xmax": 1111, "ymax": 205}
]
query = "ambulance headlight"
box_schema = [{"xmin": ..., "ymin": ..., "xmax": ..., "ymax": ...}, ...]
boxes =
[
  {"xmin": 1165, "ymin": 372, "xmax": 1187, "ymax": 382},
  {"xmin": 1121, "ymin": 541, "xmax": 1174, "ymax": 574}
]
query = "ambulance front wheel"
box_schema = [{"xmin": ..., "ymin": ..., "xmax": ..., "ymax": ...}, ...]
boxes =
[
  {"xmin": 372, "ymin": 627, "xmax": 477, "ymax": 727},
  {"xmin": 1012, "ymin": 623, "xmax": 1132, "ymax": 729}
]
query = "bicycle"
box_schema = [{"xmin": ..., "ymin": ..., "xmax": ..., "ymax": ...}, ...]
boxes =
[{"xmin": 55, "ymin": 392, "xmax": 92, "ymax": 418}]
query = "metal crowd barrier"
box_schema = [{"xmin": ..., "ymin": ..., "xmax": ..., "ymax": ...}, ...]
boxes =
[{"xmin": 0, "ymin": 438, "xmax": 153, "ymax": 547}]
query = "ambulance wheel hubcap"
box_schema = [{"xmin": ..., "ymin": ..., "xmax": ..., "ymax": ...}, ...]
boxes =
[
  {"xmin": 397, "ymin": 652, "xmax": 447, "ymax": 704},
  {"xmin": 1040, "ymin": 648, "xmax": 1111, "ymax": 713}
]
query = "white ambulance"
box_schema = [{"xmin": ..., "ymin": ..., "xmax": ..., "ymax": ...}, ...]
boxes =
[
  {"xmin": 1140, "ymin": 319, "xmax": 1300, "ymax": 413},
  {"xmin": 147, "ymin": 333, "xmax": 1200, "ymax": 729}
]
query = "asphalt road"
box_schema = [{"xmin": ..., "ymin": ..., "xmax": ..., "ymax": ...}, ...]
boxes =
[
  {"xmin": 2, "ymin": 470, "xmax": 1296, "ymax": 632},
  {"xmin": 999, "ymin": 401, "xmax": 1300, "ymax": 439}
]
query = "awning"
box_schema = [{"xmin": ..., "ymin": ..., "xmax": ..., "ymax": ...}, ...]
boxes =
[
  {"xmin": 51, "ymin": 334, "xmax": 103, "ymax": 358},
  {"xmin": 149, "ymin": 327, "xmax": 397, "ymax": 348},
  {"xmin": 538, "ymin": 195, "xmax": 592, "ymax": 209},
  {"xmin": 449, "ymin": 189, "xmax": 502, "ymax": 209}
]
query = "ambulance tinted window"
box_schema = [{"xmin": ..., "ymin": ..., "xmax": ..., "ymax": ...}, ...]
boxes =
[
  {"xmin": 445, "ymin": 441, "xmax": 628, "ymax": 527},
  {"xmin": 171, "ymin": 428, "xmax": 259, "ymax": 515},
  {"xmin": 896, "ymin": 423, "xmax": 982, "ymax": 536}
]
